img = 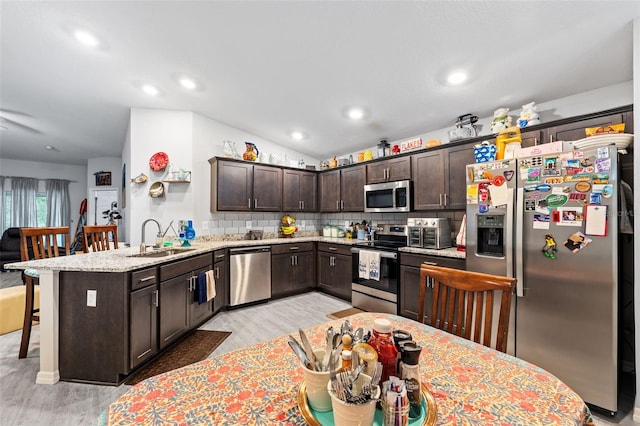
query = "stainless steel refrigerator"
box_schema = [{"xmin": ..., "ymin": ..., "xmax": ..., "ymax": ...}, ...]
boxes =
[{"xmin": 466, "ymin": 145, "xmax": 618, "ymax": 414}]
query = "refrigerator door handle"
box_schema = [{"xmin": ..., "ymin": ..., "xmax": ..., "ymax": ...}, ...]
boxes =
[
  {"xmin": 505, "ymin": 187, "xmax": 514, "ymax": 279},
  {"xmin": 515, "ymin": 187, "xmax": 525, "ymax": 297}
]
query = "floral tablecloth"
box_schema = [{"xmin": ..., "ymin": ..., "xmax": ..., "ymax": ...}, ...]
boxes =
[{"xmin": 101, "ymin": 313, "xmax": 594, "ymax": 425}]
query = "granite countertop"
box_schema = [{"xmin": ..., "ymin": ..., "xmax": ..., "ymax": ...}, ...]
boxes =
[
  {"xmin": 5, "ymin": 236, "xmax": 464, "ymax": 273},
  {"xmin": 399, "ymin": 246, "xmax": 466, "ymax": 259}
]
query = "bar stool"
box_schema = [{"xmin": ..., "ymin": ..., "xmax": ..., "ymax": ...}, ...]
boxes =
[
  {"xmin": 18, "ymin": 227, "xmax": 70, "ymax": 359},
  {"xmin": 82, "ymin": 224, "xmax": 118, "ymax": 252}
]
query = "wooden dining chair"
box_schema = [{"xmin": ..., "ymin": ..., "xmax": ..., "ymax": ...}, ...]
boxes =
[
  {"xmin": 82, "ymin": 224, "xmax": 118, "ymax": 252},
  {"xmin": 18, "ymin": 227, "xmax": 70, "ymax": 359},
  {"xmin": 418, "ymin": 264, "xmax": 516, "ymax": 353}
]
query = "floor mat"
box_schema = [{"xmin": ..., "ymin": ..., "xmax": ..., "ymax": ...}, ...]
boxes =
[
  {"xmin": 326, "ymin": 307, "xmax": 365, "ymax": 320},
  {"xmin": 124, "ymin": 330, "xmax": 231, "ymax": 385}
]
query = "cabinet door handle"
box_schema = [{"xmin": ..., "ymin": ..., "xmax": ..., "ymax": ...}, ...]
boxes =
[
  {"xmin": 289, "ymin": 246, "xmax": 299, "ymax": 250},
  {"xmin": 254, "ymin": 198, "xmax": 258, "ymax": 208},
  {"xmin": 340, "ymin": 200, "xmax": 344, "ymax": 210},
  {"xmin": 302, "ymin": 200, "xmax": 305, "ymax": 210},
  {"xmin": 550, "ymin": 134, "xmax": 554, "ymax": 143},
  {"xmin": 443, "ymin": 193, "xmax": 448, "ymax": 207},
  {"xmin": 336, "ymin": 200, "xmax": 340, "ymax": 210},
  {"xmin": 248, "ymin": 198, "xmax": 251, "ymax": 209},
  {"xmin": 534, "ymin": 137, "xmax": 538, "ymax": 146},
  {"xmin": 215, "ymin": 266, "xmax": 220, "ymax": 280},
  {"xmin": 295, "ymin": 255, "xmax": 298, "ymax": 266},
  {"xmin": 215, "ymin": 254, "xmax": 225, "ymax": 260},
  {"xmin": 291, "ymin": 255, "xmax": 295, "ymax": 266},
  {"xmin": 329, "ymin": 247, "xmax": 337, "ymax": 251},
  {"xmin": 153, "ymin": 290, "xmax": 158, "ymax": 307},
  {"xmin": 138, "ymin": 276, "xmax": 155, "ymax": 283}
]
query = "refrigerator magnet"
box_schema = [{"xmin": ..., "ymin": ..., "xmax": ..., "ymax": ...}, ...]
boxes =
[
  {"xmin": 545, "ymin": 194, "xmax": 568, "ymax": 208},
  {"xmin": 597, "ymin": 147, "xmax": 609, "ymax": 158},
  {"xmin": 601, "ymin": 185, "xmax": 614, "ymax": 198},
  {"xmin": 527, "ymin": 168, "xmax": 541, "ymax": 182},
  {"xmin": 533, "ymin": 214, "xmax": 551, "ymax": 230},
  {"xmin": 542, "ymin": 234, "xmax": 557, "ymax": 259},
  {"xmin": 466, "ymin": 184, "xmax": 479, "ymax": 204},
  {"xmin": 551, "ymin": 210, "xmax": 561, "ymax": 222},
  {"xmin": 591, "ymin": 174, "xmax": 609, "ymax": 184},
  {"xmin": 574, "ymin": 181, "xmax": 591, "ymax": 192},
  {"xmin": 479, "ymin": 204, "xmax": 489, "ymax": 213},
  {"xmin": 563, "ymin": 231, "xmax": 592, "ymax": 253},
  {"xmin": 585, "ymin": 205, "xmax": 608, "ymax": 236},
  {"xmin": 557, "ymin": 207, "xmax": 584, "ymax": 226},
  {"xmin": 525, "ymin": 199, "xmax": 536, "ymax": 211},
  {"xmin": 545, "ymin": 177, "xmax": 564, "ymax": 185},
  {"xmin": 589, "ymin": 193, "xmax": 601, "ymax": 204},
  {"xmin": 503, "ymin": 170, "xmax": 514, "ymax": 181},
  {"xmin": 595, "ymin": 158, "xmax": 611, "ymax": 173}
]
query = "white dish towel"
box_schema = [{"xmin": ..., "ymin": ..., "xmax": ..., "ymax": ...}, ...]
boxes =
[
  {"xmin": 205, "ymin": 269, "xmax": 216, "ymax": 301},
  {"xmin": 367, "ymin": 251, "xmax": 381, "ymax": 281},
  {"xmin": 358, "ymin": 251, "xmax": 370, "ymax": 279}
]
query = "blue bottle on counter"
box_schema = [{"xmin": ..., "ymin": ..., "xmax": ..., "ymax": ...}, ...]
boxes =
[{"xmin": 185, "ymin": 220, "xmax": 196, "ymax": 240}]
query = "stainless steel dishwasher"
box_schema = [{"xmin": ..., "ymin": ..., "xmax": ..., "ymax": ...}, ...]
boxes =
[{"xmin": 229, "ymin": 246, "xmax": 271, "ymax": 307}]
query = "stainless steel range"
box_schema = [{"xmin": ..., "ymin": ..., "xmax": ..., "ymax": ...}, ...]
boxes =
[{"xmin": 350, "ymin": 224, "xmax": 408, "ymax": 314}]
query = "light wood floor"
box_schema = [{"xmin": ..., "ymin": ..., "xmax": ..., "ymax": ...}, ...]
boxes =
[
  {"xmin": 0, "ymin": 286, "xmax": 351, "ymax": 426},
  {"xmin": 0, "ymin": 271, "xmax": 634, "ymax": 425}
]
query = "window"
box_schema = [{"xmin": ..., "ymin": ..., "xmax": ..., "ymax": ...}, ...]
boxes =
[{"xmin": 2, "ymin": 192, "xmax": 48, "ymax": 228}]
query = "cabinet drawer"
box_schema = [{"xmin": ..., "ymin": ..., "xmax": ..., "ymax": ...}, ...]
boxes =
[
  {"xmin": 271, "ymin": 242, "xmax": 314, "ymax": 255},
  {"xmin": 160, "ymin": 254, "xmax": 212, "ymax": 281},
  {"xmin": 400, "ymin": 253, "xmax": 465, "ymax": 270},
  {"xmin": 131, "ymin": 267, "xmax": 158, "ymax": 291},
  {"xmin": 213, "ymin": 249, "xmax": 226, "ymax": 263},
  {"xmin": 317, "ymin": 242, "xmax": 352, "ymax": 256}
]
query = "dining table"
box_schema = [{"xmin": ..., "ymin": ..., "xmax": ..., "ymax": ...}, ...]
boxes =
[{"xmin": 100, "ymin": 312, "xmax": 595, "ymax": 425}]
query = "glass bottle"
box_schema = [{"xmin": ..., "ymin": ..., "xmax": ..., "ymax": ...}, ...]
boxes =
[
  {"xmin": 399, "ymin": 341, "xmax": 423, "ymax": 419},
  {"xmin": 367, "ymin": 318, "xmax": 398, "ymax": 383},
  {"xmin": 340, "ymin": 350, "xmax": 352, "ymax": 372},
  {"xmin": 185, "ymin": 220, "xmax": 196, "ymax": 240}
]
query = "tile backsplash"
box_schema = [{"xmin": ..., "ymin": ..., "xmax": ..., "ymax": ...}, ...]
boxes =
[{"xmin": 201, "ymin": 210, "xmax": 465, "ymax": 241}]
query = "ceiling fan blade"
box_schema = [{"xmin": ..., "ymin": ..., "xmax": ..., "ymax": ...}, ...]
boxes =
[{"xmin": 0, "ymin": 116, "xmax": 42, "ymax": 134}]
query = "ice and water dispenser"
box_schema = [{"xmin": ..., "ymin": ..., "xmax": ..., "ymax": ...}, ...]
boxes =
[{"xmin": 476, "ymin": 215, "xmax": 505, "ymax": 257}]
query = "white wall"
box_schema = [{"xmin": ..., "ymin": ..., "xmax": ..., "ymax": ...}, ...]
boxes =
[
  {"xmin": 86, "ymin": 156, "xmax": 123, "ymax": 236},
  {"xmin": 128, "ymin": 109, "xmax": 194, "ymax": 246},
  {"xmin": 0, "ymin": 158, "xmax": 87, "ymax": 234},
  {"xmin": 121, "ymin": 121, "xmax": 132, "ymax": 243},
  {"xmin": 124, "ymin": 108, "xmax": 322, "ymax": 245}
]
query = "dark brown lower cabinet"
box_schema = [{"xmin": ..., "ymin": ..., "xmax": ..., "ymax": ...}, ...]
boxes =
[
  {"xmin": 399, "ymin": 253, "xmax": 465, "ymax": 323},
  {"xmin": 317, "ymin": 243, "xmax": 352, "ymax": 301},
  {"xmin": 59, "ymin": 271, "xmax": 129, "ymax": 384},
  {"xmin": 271, "ymin": 242, "xmax": 315, "ymax": 297},
  {"xmin": 130, "ymin": 283, "xmax": 158, "ymax": 370},
  {"xmin": 213, "ymin": 249, "xmax": 227, "ymax": 313},
  {"xmin": 159, "ymin": 254, "xmax": 213, "ymax": 349}
]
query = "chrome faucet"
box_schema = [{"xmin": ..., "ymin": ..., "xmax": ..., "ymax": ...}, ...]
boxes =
[{"xmin": 141, "ymin": 218, "xmax": 163, "ymax": 252}]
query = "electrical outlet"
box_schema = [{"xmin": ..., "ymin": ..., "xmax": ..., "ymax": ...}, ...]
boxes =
[
  {"xmin": 87, "ymin": 290, "xmax": 97, "ymax": 307},
  {"xmin": 202, "ymin": 221, "xmax": 209, "ymax": 230},
  {"xmin": 246, "ymin": 220, "xmax": 252, "ymax": 229},
  {"xmin": 344, "ymin": 220, "xmax": 349, "ymax": 228},
  {"xmin": 301, "ymin": 220, "xmax": 306, "ymax": 228}
]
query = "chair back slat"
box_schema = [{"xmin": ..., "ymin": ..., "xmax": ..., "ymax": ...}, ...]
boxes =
[
  {"xmin": 20, "ymin": 227, "xmax": 70, "ymax": 261},
  {"xmin": 418, "ymin": 264, "xmax": 516, "ymax": 353},
  {"xmin": 82, "ymin": 225, "xmax": 118, "ymax": 252}
]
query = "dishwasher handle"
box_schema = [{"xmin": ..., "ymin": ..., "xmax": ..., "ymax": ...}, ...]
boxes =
[{"xmin": 229, "ymin": 246, "xmax": 271, "ymax": 255}]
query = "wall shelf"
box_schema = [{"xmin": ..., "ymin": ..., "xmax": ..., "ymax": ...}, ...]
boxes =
[{"xmin": 162, "ymin": 171, "xmax": 191, "ymax": 183}]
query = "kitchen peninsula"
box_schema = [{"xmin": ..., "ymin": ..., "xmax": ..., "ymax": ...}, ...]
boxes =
[{"xmin": 6, "ymin": 237, "xmax": 463, "ymax": 385}]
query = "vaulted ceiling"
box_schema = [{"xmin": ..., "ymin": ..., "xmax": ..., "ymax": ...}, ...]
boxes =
[{"xmin": 1, "ymin": 1, "xmax": 638, "ymax": 165}]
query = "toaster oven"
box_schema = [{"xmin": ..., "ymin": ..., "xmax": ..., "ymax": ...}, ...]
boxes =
[{"xmin": 407, "ymin": 218, "xmax": 452, "ymax": 249}]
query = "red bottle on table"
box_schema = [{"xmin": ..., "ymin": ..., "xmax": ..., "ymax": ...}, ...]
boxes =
[{"xmin": 367, "ymin": 318, "xmax": 398, "ymax": 383}]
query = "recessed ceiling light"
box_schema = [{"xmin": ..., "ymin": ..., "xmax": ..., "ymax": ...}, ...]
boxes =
[
  {"xmin": 73, "ymin": 30, "xmax": 100, "ymax": 47},
  {"xmin": 45, "ymin": 145, "xmax": 55, "ymax": 150},
  {"xmin": 347, "ymin": 108, "xmax": 365, "ymax": 120},
  {"xmin": 291, "ymin": 131, "xmax": 305, "ymax": 141},
  {"xmin": 142, "ymin": 84, "xmax": 160, "ymax": 96},
  {"xmin": 447, "ymin": 71, "xmax": 468, "ymax": 85},
  {"xmin": 179, "ymin": 77, "xmax": 197, "ymax": 90}
]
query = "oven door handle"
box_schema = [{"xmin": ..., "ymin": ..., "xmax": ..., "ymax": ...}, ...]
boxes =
[{"xmin": 350, "ymin": 248, "xmax": 397, "ymax": 259}]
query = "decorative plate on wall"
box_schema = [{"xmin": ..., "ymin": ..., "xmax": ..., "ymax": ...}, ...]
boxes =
[{"xmin": 149, "ymin": 152, "xmax": 169, "ymax": 171}]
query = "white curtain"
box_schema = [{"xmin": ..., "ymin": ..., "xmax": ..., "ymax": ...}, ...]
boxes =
[
  {"xmin": 11, "ymin": 177, "xmax": 38, "ymax": 227},
  {"xmin": 0, "ymin": 176, "xmax": 5, "ymax": 233},
  {"xmin": 46, "ymin": 179, "xmax": 70, "ymax": 227}
]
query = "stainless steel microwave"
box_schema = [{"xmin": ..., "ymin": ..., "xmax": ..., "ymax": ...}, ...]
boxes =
[{"xmin": 364, "ymin": 180, "xmax": 412, "ymax": 213}]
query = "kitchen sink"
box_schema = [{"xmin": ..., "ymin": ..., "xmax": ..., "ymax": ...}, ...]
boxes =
[{"xmin": 127, "ymin": 247, "xmax": 196, "ymax": 258}]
